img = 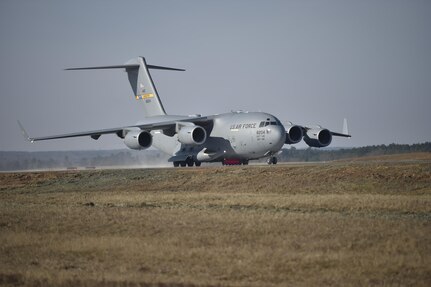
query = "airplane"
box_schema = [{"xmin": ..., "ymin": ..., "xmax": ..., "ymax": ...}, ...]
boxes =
[{"xmin": 19, "ymin": 57, "xmax": 351, "ymax": 167}]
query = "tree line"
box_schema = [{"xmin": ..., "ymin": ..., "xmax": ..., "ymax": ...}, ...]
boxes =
[{"xmin": 278, "ymin": 142, "xmax": 431, "ymax": 162}]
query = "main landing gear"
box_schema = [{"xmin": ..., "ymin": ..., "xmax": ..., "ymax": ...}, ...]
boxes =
[
  {"xmin": 173, "ymin": 157, "xmax": 201, "ymax": 167},
  {"xmin": 267, "ymin": 157, "xmax": 278, "ymax": 165}
]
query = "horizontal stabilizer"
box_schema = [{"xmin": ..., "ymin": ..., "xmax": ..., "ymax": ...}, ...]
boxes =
[
  {"xmin": 66, "ymin": 64, "xmax": 185, "ymax": 71},
  {"xmin": 147, "ymin": 65, "xmax": 185, "ymax": 71},
  {"xmin": 65, "ymin": 65, "xmax": 138, "ymax": 70}
]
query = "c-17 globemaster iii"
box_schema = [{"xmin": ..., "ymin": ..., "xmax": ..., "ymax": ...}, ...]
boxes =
[{"xmin": 19, "ymin": 57, "xmax": 351, "ymax": 167}]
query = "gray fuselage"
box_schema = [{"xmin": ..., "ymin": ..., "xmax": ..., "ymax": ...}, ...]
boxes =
[{"xmin": 142, "ymin": 112, "xmax": 286, "ymax": 162}]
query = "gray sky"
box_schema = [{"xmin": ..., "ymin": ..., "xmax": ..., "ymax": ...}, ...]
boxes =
[{"xmin": 1, "ymin": 0, "xmax": 430, "ymax": 151}]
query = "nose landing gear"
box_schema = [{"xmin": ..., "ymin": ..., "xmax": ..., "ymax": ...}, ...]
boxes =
[{"xmin": 267, "ymin": 157, "xmax": 278, "ymax": 165}]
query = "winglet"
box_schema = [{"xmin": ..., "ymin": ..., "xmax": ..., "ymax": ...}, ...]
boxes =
[
  {"xmin": 330, "ymin": 118, "xmax": 351, "ymax": 138},
  {"xmin": 17, "ymin": 120, "xmax": 34, "ymax": 143},
  {"xmin": 342, "ymin": 118, "xmax": 349, "ymax": 135}
]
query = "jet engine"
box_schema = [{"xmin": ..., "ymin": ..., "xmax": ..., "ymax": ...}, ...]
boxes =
[
  {"xmin": 124, "ymin": 130, "xmax": 152, "ymax": 150},
  {"xmin": 285, "ymin": 125, "xmax": 303, "ymax": 144},
  {"xmin": 177, "ymin": 125, "xmax": 207, "ymax": 145},
  {"xmin": 303, "ymin": 128, "xmax": 332, "ymax": 148}
]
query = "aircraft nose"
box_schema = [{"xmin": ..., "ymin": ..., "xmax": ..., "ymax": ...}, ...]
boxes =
[{"xmin": 270, "ymin": 125, "xmax": 286, "ymax": 151}]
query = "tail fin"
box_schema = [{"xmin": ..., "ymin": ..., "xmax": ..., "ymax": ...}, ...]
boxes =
[{"xmin": 66, "ymin": 57, "xmax": 185, "ymax": 117}]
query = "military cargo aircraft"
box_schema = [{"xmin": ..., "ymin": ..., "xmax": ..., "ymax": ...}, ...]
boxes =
[{"xmin": 19, "ymin": 57, "xmax": 351, "ymax": 167}]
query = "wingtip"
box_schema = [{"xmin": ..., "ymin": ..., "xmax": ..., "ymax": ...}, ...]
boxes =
[{"xmin": 17, "ymin": 120, "xmax": 34, "ymax": 143}]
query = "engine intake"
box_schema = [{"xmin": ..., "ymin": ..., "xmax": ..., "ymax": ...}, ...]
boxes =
[
  {"xmin": 285, "ymin": 125, "xmax": 303, "ymax": 144},
  {"xmin": 124, "ymin": 130, "xmax": 152, "ymax": 150},
  {"xmin": 303, "ymin": 128, "xmax": 332, "ymax": 148},
  {"xmin": 178, "ymin": 125, "xmax": 207, "ymax": 145}
]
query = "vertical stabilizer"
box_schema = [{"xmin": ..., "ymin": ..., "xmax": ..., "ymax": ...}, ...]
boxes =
[
  {"xmin": 125, "ymin": 57, "xmax": 166, "ymax": 117},
  {"xmin": 66, "ymin": 57, "xmax": 185, "ymax": 118}
]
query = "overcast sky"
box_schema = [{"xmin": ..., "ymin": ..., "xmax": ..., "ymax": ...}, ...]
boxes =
[{"xmin": 1, "ymin": 0, "xmax": 430, "ymax": 151}]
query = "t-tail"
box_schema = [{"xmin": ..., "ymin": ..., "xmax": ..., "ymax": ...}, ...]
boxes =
[{"xmin": 66, "ymin": 57, "xmax": 185, "ymax": 117}]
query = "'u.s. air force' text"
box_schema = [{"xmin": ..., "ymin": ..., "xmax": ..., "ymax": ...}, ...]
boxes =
[{"xmin": 230, "ymin": 123, "xmax": 257, "ymax": 130}]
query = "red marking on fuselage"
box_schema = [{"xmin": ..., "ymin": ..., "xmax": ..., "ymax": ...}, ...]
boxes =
[{"xmin": 223, "ymin": 158, "xmax": 242, "ymax": 165}]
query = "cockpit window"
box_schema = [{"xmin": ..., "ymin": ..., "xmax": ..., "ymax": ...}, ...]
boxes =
[{"xmin": 260, "ymin": 120, "xmax": 278, "ymax": 127}]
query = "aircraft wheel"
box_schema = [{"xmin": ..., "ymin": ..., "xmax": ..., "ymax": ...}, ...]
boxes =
[
  {"xmin": 173, "ymin": 161, "xmax": 180, "ymax": 167},
  {"xmin": 272, "ymin": 157, "xmax": 278, "ymax": 165},
  {"xmin": 242, "ymin": 160, "xmax": 249, "ymax": 165},
  {"xmin": 267, "ymin": 158, "xmax": 272, "ymax": 165},
  {"xmin": 186, "ymin": 157, "xmax": 194, "ymax": 167},
  {"xmin": 195, "ymin": 161, "xmax": 202, "ymax": 167},
  {"xmin": 180, "ymin": 161, "xmax": 186, "ymax": 167}
]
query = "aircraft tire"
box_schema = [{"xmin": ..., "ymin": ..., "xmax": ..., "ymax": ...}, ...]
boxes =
[
  {"xmin": 267, "ymin": 158, "xmax": 272, "ymax": 165},
  {"xmin": 186, "ymin": 157, "xmax": 194, "ymax": 167},
  {"xmin": 173, "ymin": 161, "xmax": 180, "ymax": 167},
  {"xmin": 272, "ymin": 157, "xmax": 278, "ymax": 165},
  {"xmin": 180, "ymin": 161, "xmax": 186, "ymax": 167},
  {"xmin": 195, "ymin": 161, "xmax": 201, "ymax": 167}
]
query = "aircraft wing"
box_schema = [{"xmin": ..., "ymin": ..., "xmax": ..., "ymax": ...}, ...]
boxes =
[
  {"xmin": 329, "ymin": 131, "xmax": 351, "ymax": 138},
  {"xmin": 18, "ymin": 116, "xmax": 213, "ymax": 143},
  {"xmin": 300, "ymin": 126, "xmax": 351, "ymax": 138},
  {"xmin": 300, "ymin": 126, "xmax": 351, "ymax": 139},
  {"xmin": 135, "ymin": 116, "xmax": 212, "ymax": 131},
  {"xmin": 18, "ymin": 124, "xmax": 125, "ymax": 142},
  {"xmin": 328, "ymin": 118, "xmax": 351, "ymax": 137},
  {"xmin": 302, "ymin": 117, "xmax": 351, "ymax": 138}
]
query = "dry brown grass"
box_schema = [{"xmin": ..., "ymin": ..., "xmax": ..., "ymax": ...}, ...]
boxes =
[
  {"xmin": 0, "ymin": 153, "xmax": 430, "ymax": 286},
  {"xmin": 338, "ymin": 151, "xmax": 431, "ymax": 162}
]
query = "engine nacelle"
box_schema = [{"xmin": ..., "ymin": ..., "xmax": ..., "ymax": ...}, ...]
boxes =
[
  {"xmin": 303, "ymin": 128, "xmax": 332, "ymax": 148},
  {"xmin": 124, "ymin": 130, "xmax": 152, "ymax": 150},
  {"xmin": 285, "ymin": 125, "xmax": 303, "ymax": 144},
  {"xmin": 178, "ymin": 125, "xmax": 207, "ymax": 145}
]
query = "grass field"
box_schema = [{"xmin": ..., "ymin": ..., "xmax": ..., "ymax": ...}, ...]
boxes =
[{"xmin": 0, "ymin": 154, "xmax": 430, "ymax": 286}]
